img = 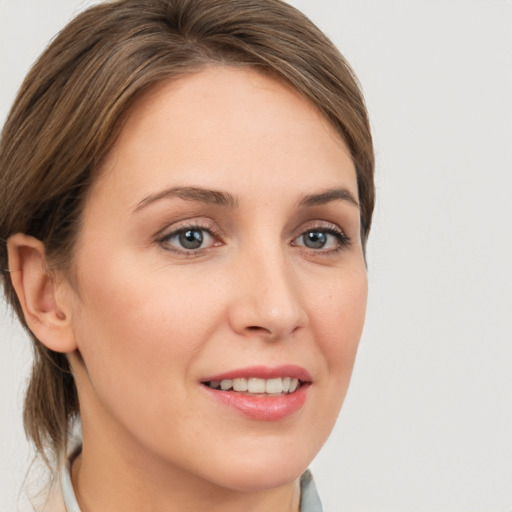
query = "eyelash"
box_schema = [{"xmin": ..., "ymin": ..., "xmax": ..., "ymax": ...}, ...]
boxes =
[
  {"xmin": 158, "ymin": 221, "xmax": 221, "ymax": 257},
  {"xmin": 157, "ymin": 221, "xmax": 351, "ymax": 256},
  {"xmin": 291, "ymin": 224, "xmax": 351, "ymax": 254}
]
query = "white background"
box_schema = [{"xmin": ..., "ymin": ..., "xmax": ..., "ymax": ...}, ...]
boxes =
[{"xmin": 1, "ymin": 1, "xmax": 511, "ymax": 511}]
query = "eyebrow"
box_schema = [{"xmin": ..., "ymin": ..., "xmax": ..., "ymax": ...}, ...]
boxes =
[
  {"xmin": 134, "ymin": 186, "xmax": 238, "ymax": 212},
  {"xmin": 134, "ymin": 185, "xmax": 359, "ymax": 213},
  {"xmin": 298, "ymin": 188, "xmax": 359, "ymax": 209}
]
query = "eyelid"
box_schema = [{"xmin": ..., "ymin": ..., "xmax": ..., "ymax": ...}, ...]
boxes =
[
  {"xmin": 293, "ymin": 219, "xmax": 347, "ymax": 238},
  {"xmin": 157, "ymin": 218, "xmax": 218, "ymax": 237},
  {"xmin": 156, "ymin": 218, "xmax": 224, "ymax": 254},
  {"xmin": 291, "ymin": 220, "xmax": 352, "ymax": 252}
]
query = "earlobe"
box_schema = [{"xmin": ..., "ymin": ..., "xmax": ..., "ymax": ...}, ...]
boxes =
[{"xmin": 7, "ymin": 233, "xmax": 78, "ymax": 353}]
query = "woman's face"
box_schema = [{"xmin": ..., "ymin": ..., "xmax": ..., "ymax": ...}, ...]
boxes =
[{"xmin": 67, "ymin": 66, "xmax": 367, "ymax": 491}]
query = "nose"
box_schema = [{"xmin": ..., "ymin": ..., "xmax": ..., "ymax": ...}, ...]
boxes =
[{"xmin": 227, "ymin": 248, "xmax": 308, "ymax": 341}]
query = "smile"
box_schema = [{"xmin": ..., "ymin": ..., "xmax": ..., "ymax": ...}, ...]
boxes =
[
  {"xmin": 205, "ymin": 377, "xmax": 300, "ymax": 395},
  {"xmin": 200, "ymin": 366, "xmax": 312, "ymax": 421}
]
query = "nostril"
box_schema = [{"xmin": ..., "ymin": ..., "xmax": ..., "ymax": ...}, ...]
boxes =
[
  {"xmin": 247, "ymin": 325, "xmax": 270, "ymax": 332},
  {"xmin": 245, "ymin": 325, "xmax": 276, "ymax": 339}
]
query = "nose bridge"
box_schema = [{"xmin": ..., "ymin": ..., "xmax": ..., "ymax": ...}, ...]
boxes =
[{"xmin": 229, "ymin": 241, "xmax": 307, "ymax": 339}]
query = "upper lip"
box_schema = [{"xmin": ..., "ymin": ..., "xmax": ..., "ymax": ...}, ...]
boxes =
[{"xmin": 201, "ymin": 365, "xmax": 312, "ymax": 383}]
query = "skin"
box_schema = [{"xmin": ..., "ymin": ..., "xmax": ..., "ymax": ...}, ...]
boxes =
[{"xmin": 9, "ymin": 66, "xmax": 367, "ymax": 512}]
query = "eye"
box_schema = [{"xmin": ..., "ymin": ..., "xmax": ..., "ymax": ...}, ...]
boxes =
[
  {"xmin": 160, "ymin": 226, "xmax": 217, "ymax": 252},
  {"xmin": 292, "ymin": 227, "xmax": 350, "ymax": 252}
]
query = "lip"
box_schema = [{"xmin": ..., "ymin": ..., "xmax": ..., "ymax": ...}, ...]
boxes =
[
  {"xmin": 201, "ymin": 365, "xmax": 313, "ymax": 383},
  {"xmin": 200, "ymin": 365, "xmax": 312, "ymax": 421}
]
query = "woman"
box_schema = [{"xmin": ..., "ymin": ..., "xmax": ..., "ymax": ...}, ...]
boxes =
[{"xmin": 0, "ymin": 0, "xmax": 374, "ymax": 510}]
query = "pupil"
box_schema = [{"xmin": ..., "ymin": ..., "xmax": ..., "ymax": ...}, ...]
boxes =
[
  {"xmin": 179, "ymin": 229, "xmax": 203, "ymax": 249},
  {"xmin": 304, "ymin": 231, "xmax": 327, "ymax": 249}
]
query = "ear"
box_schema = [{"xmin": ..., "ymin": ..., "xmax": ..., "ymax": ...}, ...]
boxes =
[{"xmin": 7, "ymin": 233, "xmax": 78, "ymax": 353}]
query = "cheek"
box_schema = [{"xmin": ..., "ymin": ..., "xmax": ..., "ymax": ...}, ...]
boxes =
[
  {"xmin": 69, "ymin": 259, "xmax": 230, "ymax": 452},
  {"xmin": 71, "ymin": 253, "xmax": 224, "ymax": 397},
  {"xmin": 310, "ymin": 266, "xmax": 368, "ymax": 377}
]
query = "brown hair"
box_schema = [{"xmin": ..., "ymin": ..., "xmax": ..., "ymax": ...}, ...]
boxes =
[{"xmin": 0, "ymin": 0, "xmax": 374, "ymax": 468}]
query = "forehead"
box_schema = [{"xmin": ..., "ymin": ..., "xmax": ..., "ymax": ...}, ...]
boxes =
[{"xmin": 92, "ymin": 65, "xmax": 357, "ymax": 208}]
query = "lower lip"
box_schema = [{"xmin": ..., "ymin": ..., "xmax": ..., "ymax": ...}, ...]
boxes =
[{"xmin": 201, "ymin": 384, "xmax": 310, "ymax": 421}]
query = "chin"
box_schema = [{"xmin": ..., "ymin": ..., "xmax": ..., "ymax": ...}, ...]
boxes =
[
  {"xmin": 193, "ymin": 435, "xmax": 322, "ymax": 492},
  {"xmin": 207, "ymin": 460, "xmax": 307, "ymax": 493}
]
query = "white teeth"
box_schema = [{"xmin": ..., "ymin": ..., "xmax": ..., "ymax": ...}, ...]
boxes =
[
  {"xmin": 211, "ymin": 376, "xmax": 302, "ymax": 394},
  {"xmin": 289, "ymin": 378, "xmax": 299, "ymax": 393},
  {"xmin": 220, "ymin": 379, "xmax": 232, "ymax": 391},
  {"xmin": 265, "ymin": 378, "xmax": 283, "ymax": 394},
  {"xmin": 233, "ymin": 378, "xmax": 248, "ymax": 392},
  {"xmin": 248, "ymin": 378, "xmax": 266, "ymax": 393}
]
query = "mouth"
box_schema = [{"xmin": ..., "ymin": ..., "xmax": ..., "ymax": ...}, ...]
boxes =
[
  {"xmin": 200, "ymin": 366, "xmax": 312, "ymax": 421},
  {"xmin": 203, "ymin": 376, "xmax": 302, "ymax": 395}
]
